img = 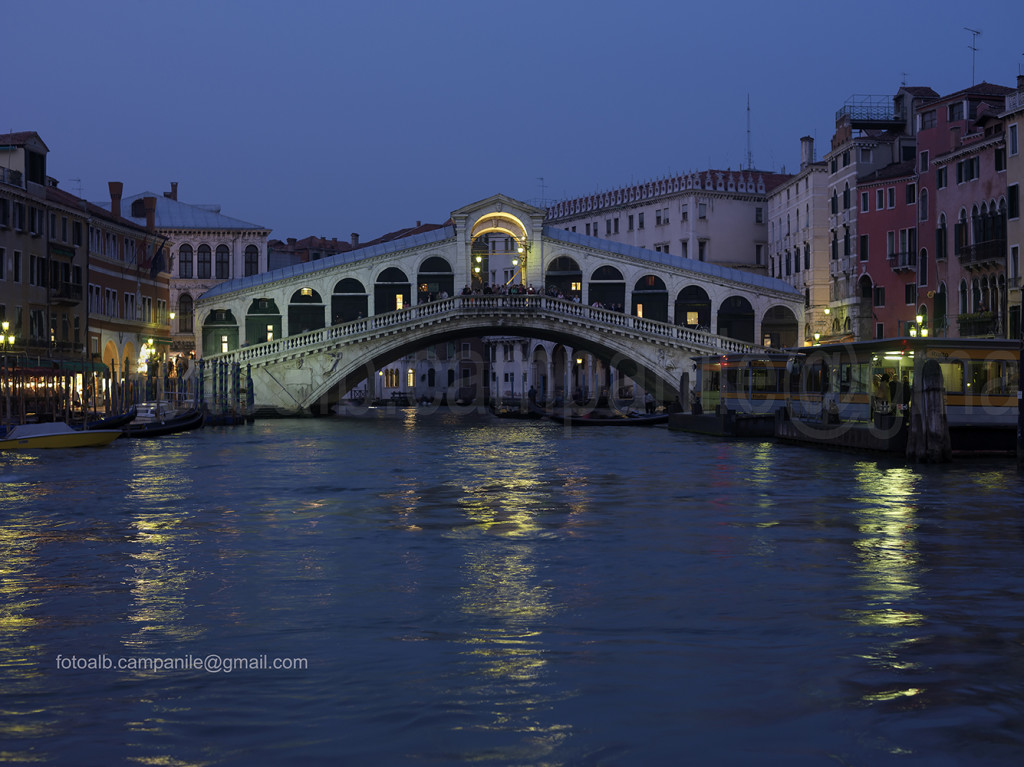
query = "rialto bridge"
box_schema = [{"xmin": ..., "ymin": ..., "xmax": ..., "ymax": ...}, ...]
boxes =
[{"xmin": 195, "ymin": 194, "xmax": 803, "ymax": 414}]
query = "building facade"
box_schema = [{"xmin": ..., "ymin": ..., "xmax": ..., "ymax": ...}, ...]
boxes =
[
  {"xmin": 120, "ymin": 183, "xmax": 271, "ymax": 366},
  {"xmin": 766, "ymin": 136, "xmax": 830, "ymax": 344},
  {"xmin": 824, "ymin": 88, "xmax": 938, "ymax": 341},
  {"xmin": 544, "ymin": 169, "xmax": 789, "ymax": 287},
  {"xmin": 2, "ymin": 133, "xmax": 170, "ymax": 399},
  {"xmin": 1003, "ymin": 75, "xmax": 1024, "ymax": 338}
]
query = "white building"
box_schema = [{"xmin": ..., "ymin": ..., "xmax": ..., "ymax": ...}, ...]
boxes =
[
  {"xmin": 766, "ymin": 137, "xmax": 830, "ymax": 344},
  {"xmin": 121, "ymin": 183, "xmax": 271, "ymax": 364}
]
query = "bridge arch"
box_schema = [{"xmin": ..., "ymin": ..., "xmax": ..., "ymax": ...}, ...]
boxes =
[
  {"xmin": 760, "ymin": 304, "xmax": 798, "ymax": 348},
  {"xmin": 587, "ymin": 265, "xmax": 625, "ymax": 309},
  {"xmin": 717, "ymin": 295, "xmax": 754, "ymax": 343},
  {"xmin": 202, "ymin": 309, "xmax": 239, "ymax": 356},
  {"xmin": 246, "ymin": 298, "xmax": 282, "ymax": 344},
  {"xmin": 375, "ymin": 267, "xmax": 411, "ymax": 313},
  {"xmin": 332, "ymin": 278, "xmax": 368, "ymax": 324},
  {"xmin": 675, "ymin": 285, "xmax": 711, "ymax": 329},
  {"xmin": 289, "ymin": 287, "xmax": 325, "ymax": 335},
  {"xmin": 416, "ymin": 256, "xmax": 454, "ymax": 302},
  {"xmin": 632, "ymin": 274, "xmax": 668, "ymax": 322},
  {"xmin": 545, "ymin": 255, "xmax": 582, "ymax": 299}
]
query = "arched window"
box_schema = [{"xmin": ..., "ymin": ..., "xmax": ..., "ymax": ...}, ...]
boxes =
[
  {"xmin": 178, "ymin": 293, "xmax": 194, "ymax": 333},
  {"xmin": 919, "ymin": 189, "xmax": 929, "ymax": 222},
  {"xmin": 178, "ymin": 244, "xmax": 193, "ymax": 278},
  {"xmin": 244, "ymin": 245, "xmax": 259, "ymax": 276},
  {"xmin": 215, "ymin": 244, "xmax": 230, "ymax": 279},
  {"xmin": 197, "ymin": 244, "xmax": 211, "ymax": 279}
]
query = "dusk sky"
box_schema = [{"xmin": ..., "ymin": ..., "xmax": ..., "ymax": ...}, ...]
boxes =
[{"xmin": 7, "ymin": 0, "xmax": 1024, "ymax": 242}]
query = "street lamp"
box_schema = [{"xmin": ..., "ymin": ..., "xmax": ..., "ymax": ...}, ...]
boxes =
[
  {"xmin": 908, "ymin": 314, "xmax": 929, "ymax": 337},
  {"xmin": 2, "ymin": 321, "xmax": 15, "ymax": 427}
]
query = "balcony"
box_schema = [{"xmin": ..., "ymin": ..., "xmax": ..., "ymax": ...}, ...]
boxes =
[
  {"xmin": 957, "ymin": 311, "xmax": 999, "ymax": 337},
  {"xmin": 887, "ymin": 251, "xmax": 916, "ymax": 272},
  {"xmin": 957, "ymin": 239, "xmax": 1006, "ymax": 270},
  {"xmin": 49, "ymin": 282, "xmax": 83, "ymax": 305}
]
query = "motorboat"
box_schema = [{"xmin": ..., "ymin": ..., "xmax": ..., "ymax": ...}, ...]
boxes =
[{"xmin": 0, "ymin": 421, "xmax": 122, "ymax": 449}]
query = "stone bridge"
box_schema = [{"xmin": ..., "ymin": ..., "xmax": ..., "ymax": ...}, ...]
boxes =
[
  {"xmin": 195, "ymin": 193, "xmax": 803, "ymax": 413},
  {"xmin": 205, "ymin": 293, "xmax": 768, "ymax": 414}
]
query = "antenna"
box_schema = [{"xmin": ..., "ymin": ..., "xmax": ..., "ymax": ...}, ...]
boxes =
[
  {"xmin": 746, "ymin": 95, "xmax": 753, "ymax": 170},
  {"xmin": 965, "ymin": 27, "xmax": 981, "ymax": 85},
  {"xmin": 537, "ymin": 176, "xmax": 548, "ymax": 207}
]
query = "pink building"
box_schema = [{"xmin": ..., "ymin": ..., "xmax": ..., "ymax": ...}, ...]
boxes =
[{"xmin": 916, "ymin": 82, "xmax": 1013, "ymax": 337}]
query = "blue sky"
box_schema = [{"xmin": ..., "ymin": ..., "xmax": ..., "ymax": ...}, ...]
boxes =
[{"xmin": 6, "ymin": 0, "xmax": 1024, "ymax": 241}]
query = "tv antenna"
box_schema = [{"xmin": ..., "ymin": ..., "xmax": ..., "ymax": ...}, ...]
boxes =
[
  {"xmin": 745, "ymin": 95, "xmax": 753, "ymax": 170},
  {"xmin": 537, "ymin": 176, "xmax": 548, "ymax": 207},
  {"xmin": 965, "ymin": 27, "xmax": 981, "ymax": 84}
]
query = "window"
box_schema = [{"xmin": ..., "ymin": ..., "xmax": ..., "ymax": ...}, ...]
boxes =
[
  {"xmin": 842, "ymin": 150, "xmax": 850, "ymax": 167},
  {"xmin": 956, "ymin": 157, "xmax": 979, "ymax": 183},
  {"xmin": 1009, "ymin": 184, "xmax": 1019, "ymax": 219},
  {"xmin": 178, "ymin": 244, "xmax": 193, "ymax": 278},
  {"xmin": 860, "ymin": 148, "xmax": 873, "ymax": 163},
  {"xmin": 919, "ymin": 189, "xmax": 929, "ymax": 222},
  {"xmin": 995, "ymin": 147, "xmax": 1006, "ymax": 172},
  {"xmin": 585, "ymin": 223, "xmax": 591, "ymax": 236},
  {"xmin": 1010, "ymin": 123, "xmax": 1019, "ymax": 156},
  {"xmin": 905, "ymin": 183, "xmax": 916, "ymax": 205},
  {"xmin": 613, "ymin": 217, "xmax": 619, "ymax": 234},
  {"xmin": 948, "ymin": 102, "xmax": 964, "ymax": 122},
  {"xmin": 654, "ymin": 243, "xmax": 670, "ymax": 254},
  {"xmin": 887, "ymin": 188, "xmax": 895, "ymax": 208},
  {"xmin": 919, "ymin": 249, "xmax": 928, "ymax": 286},
  {"xmin": 831, "ymin": 190, "xmax": 838, "ymax": 215},
  {"xmin": 830, "ymin": 157, "xmax": 838, "ymax": 174},
  {"xmin": 861, "ymin": 192, "xmax": 869, "ymax": 213},
  {"xmin": 197, "ymin": 244, "xmax": 211, "ymax": 278},
  {"xmin": 606, "ymin": 219, "xmax": 612, "ymax": 235},
  {"xmin": 628, "ymin": 215, "xmax": 634, "ymax": 231},
  {"xmin": 179, "ymin": 294, "xmax": 194, "ymax": 332},
  {"xmin": 681, "ymin": 205, "xmax": 689, "ymax": 222},
  {"xmin": 905, "ymin": 283, "xmax": 917, "ymax": 305},
  {"xmin": 244, "ymin": 245, "xmax": 259, "ymax": 276},
  {"xmin": 919, "ymin": 150, "xmax": 929, "ymax": 172},
  {"xmin": 936, "ymin": 166, "xmax": 947, "ymax": 189},
  {"xmin": 873, "ymin": 286, "xmax": 885, "ymax": 307},
  {"xmin": 681, "ymin": 240, "xmax": 688, "ymax": 258},
  {"xmin": 876, "ymin": 189, "xmax": 884, "ymax": 210},
  {"xmin": 843, "ymin": 184, "xmax": 850, "ymax": 209},
  {"xmin": 638, "ymin": 212, "xmax": 645, "ymax": 229},
  {"xmin": 698, "ymin": 240, "xmax": 707, "ymax": 261},
  {"xmin": 920, "ymin": 109, "xmax": 937, "ymax": 130},
  {"xmin": 859, "ymin": 234, "xmax": 869, "ymax": 262},
  {"xmin": 73, "ymin": 221, "xmax": 82, "ymax": 246},
  {"xmin": 698, "ymin": 203, "xmax": 707, "ymax": 219},
  {"xmin": 655, "ymin": 208, "xmax": 668, "ymax": 226}
]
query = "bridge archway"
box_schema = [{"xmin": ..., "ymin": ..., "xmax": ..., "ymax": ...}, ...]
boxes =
[
  {"xmin": 546, "ymin": 256, "xmax": 582, "ymax": 299},
  {"xmin": 717, "ymin": 295, "xmax": 754, "ymax": 343},
  {"xmin": 289, "ymin": 288, "xmax": 325, "ymax": 335},
  {"xmin": 588, "ymin": 265, "xmax": 625, "ymax": 309},
  {"xmin": 632, "ymin": 274, "xmax": 668, "ymax": 322},
  {"xmin": 332, "ymin": 278, "xmax": 367, "ymax": 324},
  {"xmin": 246, "ymin": 298, "xmax": 282, "ymax": 344},
  {"xmin": 417, "ymin": 256, "xmax": 454, "ymax": 302},
  {"xmin": 203, "ymin": 309, "xmax": 239, "ymax": 356},
  {"xmin": 675, "ymin": 285, "xmax": 711, "ymax": 329},
  {"xmin": 375, "ymin": 267, "xmax": 411, "ymax": 313},
  {"xmin": 760, "ymin": 305, "xmax": 798, "ymax": 348}
]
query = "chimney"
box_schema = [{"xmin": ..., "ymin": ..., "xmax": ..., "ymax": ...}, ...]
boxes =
[
  {"xmin": 287, "ymin": 238, "xmax": 297, "ymax": 246},
  {"xmin": 799, "ymin": 136, "xmax": 814, "ymax": 170},
  {"xmin": 351, "ymin": 232, "xmax": 360, "ymax": 246},
  {"xmin": 108, "ymin": 181, "xmax": 123, "ymax": 217},
  {"xmin": 169, "ymin": 181, "xmax": 178, "ymax": 200},
  {"xmin": 144, "ymin": 196, "xmax": 156, "ymax": 230},
  {"xmin": 1018, "ymin": 74, "xmax": 1024, "ymax": 90}
]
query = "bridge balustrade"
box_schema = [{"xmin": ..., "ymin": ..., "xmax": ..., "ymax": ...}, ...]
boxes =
[{"xmin": 210, "ymin": 294, "xmax": 760, "ymax": 367}]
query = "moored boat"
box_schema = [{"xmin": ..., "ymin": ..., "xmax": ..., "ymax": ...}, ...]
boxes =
[
  {"xmin": 0, "ymin": 421, "xmax": 122, "ymax": 449},
  {"xmin": 121, "ymin": 408, "xmax": 205, "ymax": 438}
]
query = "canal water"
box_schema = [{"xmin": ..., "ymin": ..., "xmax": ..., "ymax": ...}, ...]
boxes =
[{"xmin": 1, "ymin": 411, "xmax": 1022, "ymax": 766}]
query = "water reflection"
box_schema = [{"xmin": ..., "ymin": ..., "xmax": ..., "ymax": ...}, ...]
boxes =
[{"xmin": 847, "ymin": 462, "xmax": 925, "ymax": 707}]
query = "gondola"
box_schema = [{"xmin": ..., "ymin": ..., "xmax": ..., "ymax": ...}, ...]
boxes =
[
  {"xmin": 121, "ymin": 408, "xmax": 206, "ymax": 438},
  {"xmin": 532, "ymin": 403, "xmax": 668, "ymax": 426},
  {"xmin": 71, "ymin": 406, "xmax": 138, "ymax": 431}
]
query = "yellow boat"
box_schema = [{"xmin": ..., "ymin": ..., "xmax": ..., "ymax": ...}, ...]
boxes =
[{"xmin": 0, "ymin": 422, "xmax": 122, "ymax": 449}]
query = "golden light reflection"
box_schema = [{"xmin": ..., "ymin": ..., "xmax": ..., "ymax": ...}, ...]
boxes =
[
  {"xmin": 122, "ymin": 452, "xmax": 204, "ymax": 652},
  {"xmin": 848, "ymin": 463, "xmax": 926, "ymax": 705}
]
